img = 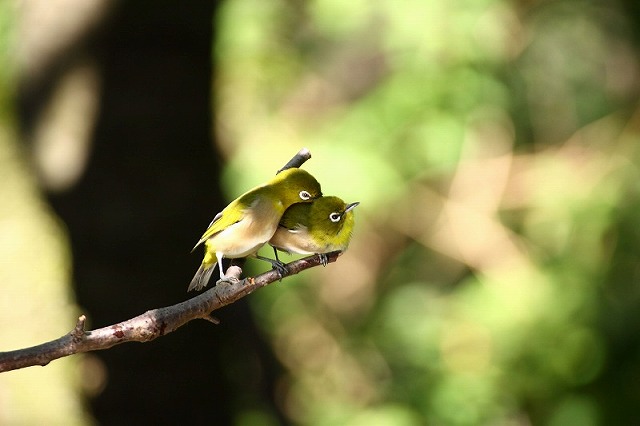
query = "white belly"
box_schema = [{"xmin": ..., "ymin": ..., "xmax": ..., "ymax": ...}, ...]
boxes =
[
  {"xmin": 271, "ymin": 228, "xmax": 320, "ymax": 254},
  {"xmin": 206, "ymin": 202, "xmax": 281, "ymax": 258}
]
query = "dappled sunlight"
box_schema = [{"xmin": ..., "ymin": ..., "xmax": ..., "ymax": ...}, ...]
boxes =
[
  {"xmin": 216, "ymin": 0, "xmax": 640, "ymax": 423},
  {"xmin": 0, "ymin": 120, "xmax": 89, "ymax": 425},
  {"xmin": 272, "ymin": 312, "xmax": 383, "ymax": 423},
  {"xmin": 16, "ymin": 0, "xmax": 111, "ymax": 81},
  {"xmin": 439, "ymin": 320, "xmax": 493, "ymax": 375},
  {"xmin": 32, "ymin": 61, "xmax": 100, "ymax": 191},
  {"xmin": 4, "ymin": 0, "xmax": 639, "ymax": 423},
  {"xmin": 1, "ymin": 1, "xmax": 109, "ymax": 424},
  {"xmin": 318, "ymin": 250, "xmax": 377, "ymax": 317}
]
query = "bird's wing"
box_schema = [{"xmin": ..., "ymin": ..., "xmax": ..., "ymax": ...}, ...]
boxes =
[
  {"xmin": 192, "ymin": 198, "xmax": 247, "ymax": 250},
  {"xmin": 208, "ymin": 211, "xmax": 223, "ymax": 228},
  {"xmin": 278, "ymin": 216, "xmax": 307, "ymax": 234},
  {"xmin": 278, "ymin": 203, "xmax": 309, "ymax": 233}
]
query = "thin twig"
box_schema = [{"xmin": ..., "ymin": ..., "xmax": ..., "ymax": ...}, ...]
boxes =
[
  {"xmin": 0, "ymin": 252, "xmax": 341, "ymax": 372},
  {"xmin": 0, "ymin": 148, "xmax": 320, "ymax": 372},
  {"xmin": 277, "ymin": 147, "xmax": 311, "ymax": 174}
]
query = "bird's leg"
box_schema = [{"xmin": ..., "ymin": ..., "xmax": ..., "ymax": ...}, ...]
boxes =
[
  {"xmin": 318, "ymin": 253, "xmax": 328, "ymax": 266},
  {"xmin": 218, "ymin": 255, "xmax": 225, "ymax": 280},
  {"xmin": 216, "ymin": 254, "xmax": 239, "ymax": 285},
  {"xmin": 255, "ymin": 254, "xmax": 289, "ymax": 279}
]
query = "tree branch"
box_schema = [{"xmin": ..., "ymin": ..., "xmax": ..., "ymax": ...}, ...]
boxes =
[
  {"xmin": 0, "ymin": 251, "xmax": 341, "ymax": 372},
  {"xmin": 277, "ymin": 147, "xmax": 311, "ymax": 174},
  {"xmin": 0, "ymin": 148, "xmax": 322, "ymax": 372}
]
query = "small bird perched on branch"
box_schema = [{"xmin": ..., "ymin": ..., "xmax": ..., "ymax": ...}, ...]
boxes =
[
  {"xmin": 189, "ymin": 168, "xmax": 322, "ymax": 291},
  {"xmin": 269, "ymin": 196, "xmax": 359, "ymax": 265}
]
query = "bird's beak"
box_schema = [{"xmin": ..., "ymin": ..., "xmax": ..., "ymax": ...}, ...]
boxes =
[{"xmin": 345, "ymin": 202, "xmax": 360, "ymax": 213}]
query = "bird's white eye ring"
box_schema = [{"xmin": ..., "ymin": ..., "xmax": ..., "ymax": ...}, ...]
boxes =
[
  {"xmin": 329, "ymin": 212, "xmax": 341, "ymax": 223},
  {"xmin": 299, "ymin": 190, "xmax": 312, "ymax": 200}
]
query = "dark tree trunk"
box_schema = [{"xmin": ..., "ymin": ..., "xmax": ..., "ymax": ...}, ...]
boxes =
[{"xmin": 17, "ymin": 1, "xmax": 284, "ymax": 424}]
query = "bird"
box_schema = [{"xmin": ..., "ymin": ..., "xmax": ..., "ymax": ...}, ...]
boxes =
[
  {"xmin": 269, "ymin": 195, "xmax": 359, "ymax": 266},
  {"xmin": 188, "ymin": 168, "xmax": 322, "ymax": 291}
]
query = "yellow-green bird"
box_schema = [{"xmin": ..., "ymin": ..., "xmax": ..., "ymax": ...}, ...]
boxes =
[
  {"xmin": 269, "ymin": 196, "xmax": 359, "ymax": 265},
  {"xmin": 189, "ymin": 168, "xmax": 322, "ymax": 291}
]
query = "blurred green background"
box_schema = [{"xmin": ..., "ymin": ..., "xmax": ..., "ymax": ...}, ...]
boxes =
[{"xmin": 2, "ymin": 0, "xmax": 640, "ymax": 424}]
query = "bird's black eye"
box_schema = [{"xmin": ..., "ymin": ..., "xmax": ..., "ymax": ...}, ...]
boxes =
[
  {"xmin": 299, "ymin": 190, "xmax": 312, "ymax": 200},
  {"xmin": 329, "ymin": 212, "xmax": 341, "ymax": 223}
]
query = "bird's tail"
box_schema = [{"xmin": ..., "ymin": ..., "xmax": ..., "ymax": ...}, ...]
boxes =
[{"xmin": 188, "ymin": 252, "xmax": 217, "ymax": 292}]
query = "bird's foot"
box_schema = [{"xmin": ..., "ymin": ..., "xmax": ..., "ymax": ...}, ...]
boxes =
[
  {"xmin": 272, "ymin": 261, "xmax": 289, "ymax": 281},
  {"xmin": 256, "ymin": 255, "xmax": 289, "ymax": 281},
  {"xmin": 318, "ymin": 253, "xmax": 329, "ymax": 267}
]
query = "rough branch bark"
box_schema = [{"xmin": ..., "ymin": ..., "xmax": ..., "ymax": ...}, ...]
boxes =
[
  {"xmin": 277, "ymin": 147, "xmax": 311, "ymax": 174},
  {"xmin": 0, "ymin": 251, "xmax": 341, "ymax": 372},
  {"xmin": 0, "ymin": 148, "xmax": 329, "ymax": 372}
]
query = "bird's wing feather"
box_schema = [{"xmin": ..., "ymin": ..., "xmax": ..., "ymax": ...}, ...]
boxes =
[
  {"xmin": 208, "ymin": 211, "xmax": 223, "ymax": 228},
  {"xmin": 192, "ymin": 198, "xmax": 248, "ymax": 249},
  {"xmin": 278, "ymin": 216, "xmax": 306, "ymax": 233},
  {"xmin": 278, "ymin": 204, "xmax": 309, "ymax": 232}
]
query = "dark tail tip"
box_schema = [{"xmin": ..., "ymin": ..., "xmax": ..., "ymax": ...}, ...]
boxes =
[{"xmin": 187, "ymin": 264, "xmax": 215, "ymax": 292}]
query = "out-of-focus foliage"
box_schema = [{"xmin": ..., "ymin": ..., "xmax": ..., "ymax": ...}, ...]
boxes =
[
  {"xmin": 215, "ymin": 0, "xmax": 640, "ymax": 424},
  {"xmin": 0, "ymin": 3, "xmax": 89, "ymax": 425}
]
